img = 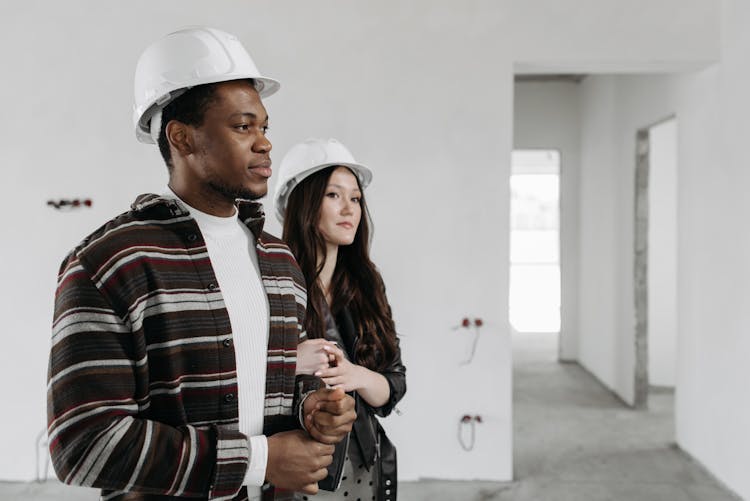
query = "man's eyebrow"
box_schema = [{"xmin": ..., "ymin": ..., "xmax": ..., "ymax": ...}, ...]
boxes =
[{"xmin": 229, "ymin": 112, "xmax": 269, "ymax": 122}]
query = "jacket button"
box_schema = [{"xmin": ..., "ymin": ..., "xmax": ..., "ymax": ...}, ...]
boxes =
[
  {"xmin": 208, "ymin": 283, "xmax": 217, "ymax": 291},
  {"xmin": 224, "ymin": 393, "xmax": 234, "ymax": 403},
  {"xmin": 223, "ymin": 338, "xmax": 232, "ymax": 347},
  {"xmin": 385, "ymin": 479, "xmax": 391, "ymax": 486},
  {"xmin": 187, "ymin": 233, "xmax": 197, "ymax": 242},
  {"xmin": 386, "ymin": 489, "xmax": 391, "ymax": 495}
]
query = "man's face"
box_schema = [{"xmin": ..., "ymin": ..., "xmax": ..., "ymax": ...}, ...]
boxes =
[{"xmin": 188, "ymin": 80, "xmax": 272, "ymax": 201}]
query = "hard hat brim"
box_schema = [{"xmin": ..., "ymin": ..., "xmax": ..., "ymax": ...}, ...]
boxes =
[{"xmin": 135, "ymin": 75, "xmax": 280, "ymax": 144}]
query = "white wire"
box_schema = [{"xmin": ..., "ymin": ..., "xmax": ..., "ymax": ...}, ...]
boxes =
[
  {"xmin": 457, "ymin": 419, "xmax": 476, "ymax": 451},
  {"xmin": 35, "ymin": 428, "xmax": 50, "ymax": 483},
  {"xmin": 460, "ymin": 325, "xmax": 481, "ymax": 365}
]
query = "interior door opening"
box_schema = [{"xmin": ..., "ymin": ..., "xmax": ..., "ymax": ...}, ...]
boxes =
[
  {"xmin": 634, "ymin": 116, "xmax": 678, "ymax": 408},
  {"xmin": 509, "ymin": 150, "xmax": 561, "ymax": 336}
]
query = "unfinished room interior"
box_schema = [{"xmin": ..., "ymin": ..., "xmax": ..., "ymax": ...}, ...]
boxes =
[{"xmin": 1, "ymin": 1, "xmax": 748, "ymax": 500}]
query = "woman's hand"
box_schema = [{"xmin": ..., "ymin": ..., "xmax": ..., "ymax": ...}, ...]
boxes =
[
  {"xmin": 314, "ymin": 344, "xmax": 366, "ymax": 392},
  {"xmin": 315, "ymin": 345, "xmax": 392, "ymax": 408},
  {"xmin": 296, "ymin": 339, "xmax": 338, "ymax": 376}
]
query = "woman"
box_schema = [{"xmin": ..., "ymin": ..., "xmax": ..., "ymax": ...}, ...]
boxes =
[{"xmin": 274, "ymin": 138, "xmax": 406, "ymax": 501}]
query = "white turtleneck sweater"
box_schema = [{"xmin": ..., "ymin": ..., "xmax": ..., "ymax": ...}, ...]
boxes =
[{"xmin": 166, "ymin": 189, "xmax": 269, "ymax": 500}]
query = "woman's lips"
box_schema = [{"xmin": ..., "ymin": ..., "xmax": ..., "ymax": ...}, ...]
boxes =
[{"xmin": 337, "ymin": 222, "xmax": 354, "ymax": 229}]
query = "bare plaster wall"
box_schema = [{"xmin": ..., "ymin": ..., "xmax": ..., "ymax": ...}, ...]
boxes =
[{"xmin": 575, "ymin": 3, "xmax": 750, "ymax": 493}]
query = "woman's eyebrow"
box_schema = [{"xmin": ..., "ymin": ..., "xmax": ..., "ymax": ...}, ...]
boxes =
[{"xmin": 327, "ymin": 183, "xmax": 361, "ymax": 191}]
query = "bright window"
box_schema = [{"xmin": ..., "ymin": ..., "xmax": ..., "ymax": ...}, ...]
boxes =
[{"xmin": 509, "ymin": 150, "xmax": 560, "ymax": 333}]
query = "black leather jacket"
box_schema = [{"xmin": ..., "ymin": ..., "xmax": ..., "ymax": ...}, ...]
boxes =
[{"xmin": 331, "ymin": 307, "xmax": 406, "ymax": 501}]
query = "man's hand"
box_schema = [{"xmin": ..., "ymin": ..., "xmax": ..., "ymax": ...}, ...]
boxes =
[
  {"xmin": 266, "ymin": 429, "xmax": 334, "ymax": 494},
  {"xmin": 303, "ymin": 387, "xmax": 356, "ymax": 444}
]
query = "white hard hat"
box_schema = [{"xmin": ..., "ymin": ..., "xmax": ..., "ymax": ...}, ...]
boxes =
[
  {"xmin": 133, "ymin": 26, "xmax": 280, "ymax": 144},
  {"xmin": 274, "ymin": 138, "xmax": 373, "ymax": 223}
]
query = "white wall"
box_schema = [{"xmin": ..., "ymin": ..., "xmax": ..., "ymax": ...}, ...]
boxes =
[
  {"xmin": 575, "ymin": 1, "xmax": 750, "ymax": 496},
  {"xmin": 511, "ymin": 0, "xmax": 719, "ymax": 73},
  {"xmin": 578, "ymin": 74, "xmax": 695, "ymax": 405},
  {"xmin": 0, "ymin": 0, "xmax": 514, "ymax": 483},
  {"xmin": 675, "ymin": 1, "xmax": 750, "ymax": 496},
  {"xmin": 577, "ymin": 76, "xmax": 626, "ymax": 398},
  {"xmin": 513, "ymin": 81, "xmax": 581, "ymax": 361},
  {"xmin": 647, "ymin": 118, "xmax": 678, "ymax": 388}
]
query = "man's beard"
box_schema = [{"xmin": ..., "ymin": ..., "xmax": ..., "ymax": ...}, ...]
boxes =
[{"xmin": 208, "ymin": 180, "xmax": 265, "ymax": 201}]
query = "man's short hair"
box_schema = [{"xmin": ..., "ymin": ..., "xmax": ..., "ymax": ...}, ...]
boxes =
[{"xmin": 157, "ymin": 78, "xmax": 256, "ymax": 169}]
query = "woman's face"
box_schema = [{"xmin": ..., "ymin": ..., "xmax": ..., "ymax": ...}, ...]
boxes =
[{"xmin": 317, "ymin": 166, "xmax": 362, "ymax": 247}]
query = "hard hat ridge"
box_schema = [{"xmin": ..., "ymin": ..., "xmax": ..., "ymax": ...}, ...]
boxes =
[{"xmin": 133, "ymin": 26, "xmax": 279, "ymax": 144}]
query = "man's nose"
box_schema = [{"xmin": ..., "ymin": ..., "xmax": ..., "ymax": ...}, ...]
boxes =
[{"xmin": 253, "ymin": 133, "xmax": 272, "ymax": 154}]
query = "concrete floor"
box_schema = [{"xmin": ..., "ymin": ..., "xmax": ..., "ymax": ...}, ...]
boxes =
[
  {"xmin": 2, "ymin": 332, "xmax": 741, "ymax": 500},
  {"xmin": 399, "ymin": 332, "xmax": 741, "ymax": 501}
]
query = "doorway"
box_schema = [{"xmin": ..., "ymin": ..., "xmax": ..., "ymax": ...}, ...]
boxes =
[
  {"xmin": 509, "ymin": 150, "xmax": 561, "ymax": 337},
  {"xmin": 634, "ymin": 117, "xmax": 678, "ymax": 408}
]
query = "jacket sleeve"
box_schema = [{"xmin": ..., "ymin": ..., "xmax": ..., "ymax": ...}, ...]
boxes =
[
  {"xmin": 293, "ymin": 374, "xmax": 324, "ymax": 431},
  {"xmin": 371, "ymin": 335, "xmax": 407, "ymax": 418},
  {"xmin": 47, "ymin": 254, "xmax": 247, "ymax": 500},
  {"xmin": 292, "ymin": 328, "xmax": 324, "ymax": 428}
]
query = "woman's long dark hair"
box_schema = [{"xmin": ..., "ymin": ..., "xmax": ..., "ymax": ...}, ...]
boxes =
[{"xmin": 282, "ymin": 166, "xmax": 398, "ymax": 371}]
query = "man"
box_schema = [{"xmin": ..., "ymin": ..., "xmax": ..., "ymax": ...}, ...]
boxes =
[{"xmin": 47, "ymin": 27, "xmax": 355, "ymax": 501}]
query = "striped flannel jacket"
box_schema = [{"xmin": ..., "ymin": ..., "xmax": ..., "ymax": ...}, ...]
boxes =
[{"xmin": 47, "ymin": 194, "xmax": 317, "ymax": 501}]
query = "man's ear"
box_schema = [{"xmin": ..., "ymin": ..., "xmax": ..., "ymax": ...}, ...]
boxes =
[{"xmin": 165, "ymin": 120, "xmax": 194, "ymax": 158}]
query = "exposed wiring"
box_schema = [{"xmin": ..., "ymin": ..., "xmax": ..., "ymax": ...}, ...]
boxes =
[
  {"xmin": 460, "ymin": 318, "xmax": 484, "ymax": 365},
  {"xmin": 457, "ymin": 414, "xmax": 482, "ymax": 451},
  {"xmin": 451, "ymin": 317, "xmax": 472, "ymax": 330},
  {"xmin": 46, "ymin": 198, "xmax": 93, "ymax": 210}
]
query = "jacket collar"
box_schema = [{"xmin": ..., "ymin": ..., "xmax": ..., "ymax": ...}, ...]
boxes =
[{"xmin": 131, "ymin": 193, "xmax": 266, "ymax": 240}]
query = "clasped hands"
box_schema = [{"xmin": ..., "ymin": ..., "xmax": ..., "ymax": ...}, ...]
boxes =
[
  {"xmin": 265, "ymin": 350, "xmax": 357, "ymax": 494},
  {"xmin": 297, "ymin": 338, "xmax": 366, "ymax": 392}
]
